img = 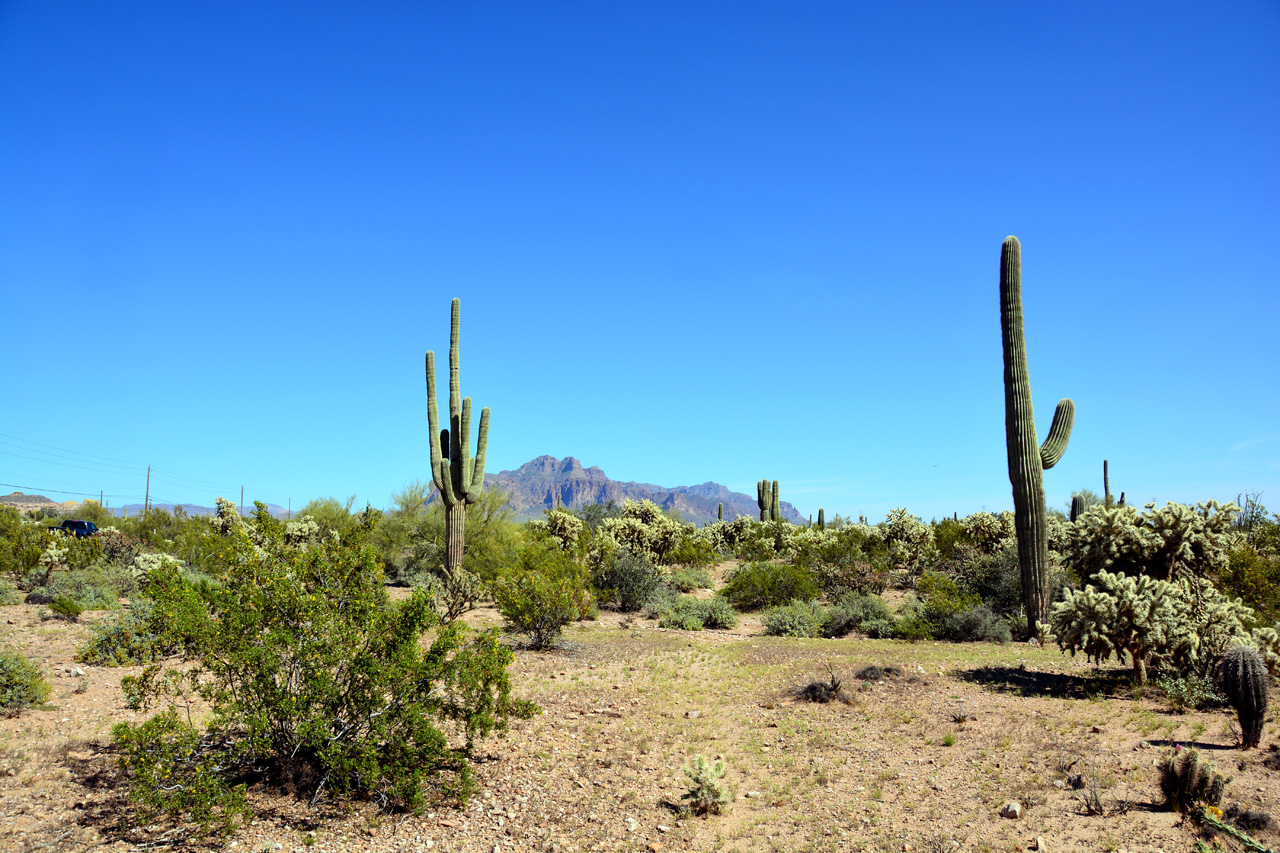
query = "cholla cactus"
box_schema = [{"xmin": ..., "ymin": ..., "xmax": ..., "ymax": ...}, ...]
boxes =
[
  {"xmin": 963, "ymin": 511, "xmax": 1016, "ymax": 554},
  {"xmin": 884, "ymin": 508, "xmax": 935, "ymax": 576},
  {"xmin": 1053, "ymin": 569, "xmax": 1263, "ymax": 683},
  {"xmin": 527, "ymin": 508, "xmax": 584, "ymax": 552},
  {"xmin": 211, "ymin": 496, "xmax": 244, "ymax": 537},
  {"xmin": 1065, "ymin": 501, "xmax": 1240, "ymax": 584},
  {"xmin": 283, "ymin": 515, "xmax": 321, "ymax": 548},
  {"xmin": 680, "ymin": 755, "xmax": 731, "ymax": 816},
  {"xmin": 1052, "ymin": 570, "xmax": 1177, "ymax": 684},
  {"xmin": 131, "ymin": 551, "xmax": 183, "ymax": 580},
  {"xmin": 1218, "ymin": 646, "xmax": 1269, "ymax": 749},
  {"xmin": 601, "ymin": 500, "xmax": 686, "ymax": 565}
]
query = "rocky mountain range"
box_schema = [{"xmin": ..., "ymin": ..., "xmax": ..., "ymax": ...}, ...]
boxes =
[{"xmin": 470, "ymin": 455, "xmax": 805, "ymax": 525}]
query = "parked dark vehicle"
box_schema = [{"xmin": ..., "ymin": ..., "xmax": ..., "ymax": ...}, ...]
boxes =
[{"xmin": 50, "ymin": 519, "xmax": 98, "ymax": 538}]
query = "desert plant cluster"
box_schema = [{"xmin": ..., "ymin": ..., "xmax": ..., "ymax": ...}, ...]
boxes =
[{"xmin": 4, "ymin": 253, "xmax": 1280, "ymax": 852}]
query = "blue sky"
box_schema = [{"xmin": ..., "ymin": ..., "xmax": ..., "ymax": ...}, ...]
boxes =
[{"xmin": 2, "ymin": 1, "xmax": 1277, "ymax": 522}]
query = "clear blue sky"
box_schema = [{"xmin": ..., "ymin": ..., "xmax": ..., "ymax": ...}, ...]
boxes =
[{"xmin": 2, "ymin": 1, "xmax": 1277, "ymax": 522}]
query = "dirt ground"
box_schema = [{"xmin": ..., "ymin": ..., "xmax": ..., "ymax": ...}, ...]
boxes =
[{"xmin": 2, "ymin": 569, "xmax": 1278, "ymax": 853}]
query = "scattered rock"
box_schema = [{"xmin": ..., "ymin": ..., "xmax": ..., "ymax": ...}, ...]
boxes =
[
  {"xmin": 684, "ymin": 710, "xmax": 701, "ymax": 719},
  {"xmin": 1000, "ymin": 802, "xmax": 1022, "ymax": 819},
  {"xmin": 626, "ymin": 817, "xmax": 639, "ymax": 833},
  {"xmin": 1034, "ymin": 836, "xmax": 1048, "ymax": 852},
  {"xmin": 1090, "ymin": 725, "xmax": 1104, "ymax": 734}
]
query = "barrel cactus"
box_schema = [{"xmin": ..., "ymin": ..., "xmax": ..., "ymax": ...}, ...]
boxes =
[
  {"xmin": 1159, "ymin": 748, "xmax": 1229, "ymax": 812},
  {"xmin": 1000, "ymin": 236, "xmax": 1074, "ymax": 633},
  {"xmin": 1218, "ymin": 646, "xmax": 1269, "ymax": 749}
]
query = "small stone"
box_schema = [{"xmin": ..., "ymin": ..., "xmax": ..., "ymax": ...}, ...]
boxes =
[
  {"xmin": 1000, "ymin": 802, "xmax": 1022, "ymax": 819},
  {"xmin": 1052, "ymin": 779, "xmax": 1067, "ymax": 789},
  {"xmin": 1090, "ymin": 725, "xmax": 1103, "ymax": 734},
  {"xmin": 646, "ymin": 844, "xmax": 663, "ymax": 853},
  {"xmin": 626, "ymin": 818, "xmax": 639, "ymax": 833},
  {"xmin": 1034, "ymin": 836, "xmax": 1048, "ymax": 852},
  {"xmin": 684, "ymin": 710, "xmax": 701, "ymax": 719},
  {"xmin": 745, "ymin": 791, "xmax": 762, "ymax": 798},
  {"xmin": 656, "ymin": 825, "xmax": 670, "ymax": 833}
]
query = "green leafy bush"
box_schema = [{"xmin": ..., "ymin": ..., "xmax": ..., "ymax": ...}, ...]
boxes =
[
  {"xmin": 666, "ymin": 534, "xmax": 717, "ymax": 569},
  {"xmin": 0, "ymin": 649, "xmax": 49, "ymax": 716},
  {"xmin": 592, "ymin": 548, "xmax": 664, "ymax": 612},
  {"xmin": 111, "ymin": 511, "xmax": 537, "ymax": 834},
  {"xmin": 822, "ymin": 592, "xmax": 895, "ymax": 638},
  {"xmin": 47, "ymin": 595, "xmax": 85, "ymax": 622},
  {"xmin": 762, "ymin": 600, "xmax": 828, "ymax": 638},
  {"xmin": 667, "ymin": 566, "xmax": 713, "ymax": 592},
  {"xmin": 79, "ymin": 601, "xmax": 176, "ymax": 667},
  {"xmin": 721, "ymin": 562, "xmax": 819, "ymax": 611},
  {"xmin": 493, "ymin": 539, "xmax": 593, "ymax": 649},
  {"xmin": 0, "ymin": 583, "xmax": 19, "ymax": 605},
  {"xmin": 657, "ymin": 596, "xmax": 738, "ymax": 631},
  {"xmin": 1157, "ymin": 673, "xmax": 1224, "ymax": 713}
]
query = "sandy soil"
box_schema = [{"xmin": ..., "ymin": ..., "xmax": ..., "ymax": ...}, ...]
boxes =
[{"xmin": 2, "ymin": 573, "xmax": 1277, "ymax": 853}]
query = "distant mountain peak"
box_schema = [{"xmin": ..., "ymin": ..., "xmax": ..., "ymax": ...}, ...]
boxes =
[{"xmin": 480, "ymin": 455, "xmax": 804, "ymax": 524}]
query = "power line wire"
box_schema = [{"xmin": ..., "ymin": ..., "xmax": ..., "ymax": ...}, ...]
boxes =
[{"xmin": 0, "ymin": 433, "xmax": 146, "ymax": 466}]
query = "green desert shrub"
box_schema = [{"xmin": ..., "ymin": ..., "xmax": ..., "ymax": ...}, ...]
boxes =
[
  {"xmin": 721, "ymin": 561, "xmax": 819, "ymax": 611},
  {"xmin": 0, "ymin": 650, "xmax": 49, "ymax": 716},
  {"xmin": 493, "ymin": 540, "xmax": 593, "ymax": 649},
  {"xmin": 112, "ymin": 511, "xmax": 536, "ymax": 836},
  {"xmin": 667, "ymin": 566, "xmax": 713, "ymax": 592},
  {"xmin": 933, "ymin": 603, "xmax": 1012, "ymax": 644},
  {"xmin": 762, "ymin": 600, "xmax": 828, "ymax": 638},
  {"xmin": 679, "ymin": 755, "xmax": 732, "ymax": 817},
  {"xmin": 0, "ymin": 583, "xmax": 19, "ymax": 605},
  {"xmin": 592, "ymin": 548, "xmax": 664, "ymax": 612},
  {"xmin": 666, "ymin": 534, "xmax": 717, "ymax": 569},
  {"xmin": 1156, "ymin": 673, "xmax": 1224, "ymax": 713},
  {"xmin": 822, "ymin": 592, "xmax": 895, "ymax": 638},
  {"xmin": 79, "ymin": 601, "xmax": 177, "ymax": 667},
  {"xmin": 46, "ymin": 595, "xmax": 85, "ymax": 622},
  {"xmin": 657, "ymin": 596, "xmax": 738, "ymax": 631}
]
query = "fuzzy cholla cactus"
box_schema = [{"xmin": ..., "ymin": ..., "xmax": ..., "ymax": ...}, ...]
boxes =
[
  {"xmin": 131, "ymin": 552, "xmax": 183, "ymax": 580},
  {"xmin": 883, "ymin": 508, "xmax": 935, "ymax": 575},
  {"xmin": 1159, "ymin": 748, "xmax": 1230, "ymax": 812},
  {"xmin": 1218, "ymin": 646, "xmax": 1269, "ymax": 749},
  {"xmin": 1052, "ymin": 570, "xmax": 1177, "ymax": 684},
  {"xmin": 211, "ymin": 496, "xmax": 244, "ymax": 537},
  {"xmin": 680, "ymin": 755, "xmax": 731, "ymax": 816},
  {"xmin": 1065, "ymin": 501, "xmax": 1240, "ymax": 584},
  {"xmin": 601, "ymin": 500, "xmax": 686, "ymax": 566},
  {"xmin": 283, "ymin": 515, "xmax": 321, "ymax": 547},
  {"xmin": 963, "ymin": 511, "xmax": 1016, "ymax": 554},
  {"xmin": 527, "ymin": 508, "xmax": 584, "ymax": 552}
]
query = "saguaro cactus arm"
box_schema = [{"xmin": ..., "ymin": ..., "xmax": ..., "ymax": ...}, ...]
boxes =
[
  {"xmin": 426, "ymin": 298, "xmax": 490, "ymax": 508},
  {"xmin": 1039, "ymin": 399, "xmax": 1075, "ymax": 469}
]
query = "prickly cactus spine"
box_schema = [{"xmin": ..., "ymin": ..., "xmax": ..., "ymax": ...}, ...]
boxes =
[
  {"xmin": 1000, "ymin": 236, "xmax": 1074, "ymax": 633},
  {"xmin": 426, "ymin": 298, "xmax": 490, "ymax": 576},
  {"xmin": 1218, "ymin": 646, "xmax": 1269, "ymax": 749}
]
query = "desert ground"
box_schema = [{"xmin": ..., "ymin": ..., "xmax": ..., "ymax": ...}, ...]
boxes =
[{"xmin": 2, "ymin": 567, "xmax": 1276, "ymax": 853}]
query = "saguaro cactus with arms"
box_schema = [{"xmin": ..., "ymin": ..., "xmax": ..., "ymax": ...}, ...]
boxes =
[
  {"xmin": 426, "ymin": 298, "xmax": 491, "ymax": 576},
  {"xmin": 1000, "ymin": 236, "xmax": 1074, "ymax": 632}
]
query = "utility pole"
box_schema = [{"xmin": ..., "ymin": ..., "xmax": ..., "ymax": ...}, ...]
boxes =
[
  {"xmin": 99, "ymin": 490, "xmax": 103, "ymax": 507},
  {"xmin": 144, "ymin": 466, "xmax": 151, "ymax": 519}
]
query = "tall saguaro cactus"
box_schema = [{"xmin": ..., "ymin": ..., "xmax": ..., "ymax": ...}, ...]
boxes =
[
  {"xmin": 757, "ymin": 480, "xmax": 771, "ymax": 521},
  {"xmin": 426, "ymin": 298, "xmax": 490, "ymax": 576},
  {"xmin": 1000, "ymin": 236, "xmax": 1074, "ymax": 632},
  {"xmin": 771, "ymin": 480, "xmax": 780, "ymax": 522}
]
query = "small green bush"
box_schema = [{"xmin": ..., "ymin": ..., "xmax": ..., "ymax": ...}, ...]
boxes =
[
  {"xmin": 592, "ymin": 548, "xmax": 663, "ymax": 613},
  {"xmin": 935, "ymin": 604, "xmax": 1012, "ymax": 644},
  {"xmin": 79, "ymin": 601, "xmax": 176, "ymax": 667},
  {"xmin": 659, "ymin": 597, "xmax": 707, "ymax": 630},
  {"xmin": 493, "ymin": 540, "xmax": 593, "ymax": 649},
  {"xmin": 822, "ymin": 592, "xmax": 894, "ymax": 638},
  {"xmin": 657, "ymin": 596, "xmax": 739, "ymax": 631},
  {"xmin": 47, "ymin": 595, "xmax": 85, "ymax": 622},
  {"xmin": 667, "ymin": 566, "xmax": 713, "ymax": 592},
  {"xmin": 666, "ymin": 535, "xmax": 717, "ymax": 570},
  {"xmin": 721, "ymin": 562, "xmax": 820, "ymax": 611},
  {"xmin": 1157, "ymin": 673, "xmax": 1224, "ymax": 713},
  {"xmin": 0, "ymin": 583, "xmax": 20, "ymax": 605},
  {"xmin": 763, "ymin": 600, "xmax": 827, "ymax": 638},
  {"xmin": 0, "ymin": 649, "xmax": 49, "ymax": 716}
]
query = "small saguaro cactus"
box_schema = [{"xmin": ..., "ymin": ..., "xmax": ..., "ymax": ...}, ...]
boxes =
[
  {"xmin": 770, "ymin": 480, "xmax": 781, "ymax": 522},
  {"xmin": 817, "ymin": 508, "xmax": 825, "ymax": 530},
  {"xmin": 1070, "ymin": 494, "xmax": 1086, "ymax": 523},
  {"xmin": 1000, "ymin": 236, "xmax": 1075, "ymax": 633},
  {"xmin": 1218, "ymin": 646, "xmax": 1269, "ymax": 749},
  {"xmin": 426, "ymin": 298, "xmax": 490, "ymax": 577},
  {"xmin": 717, "ymin": 503, "xmax": 723, "ymax": 522},
  {"xmin": 757, "ymin": 480, "xmax": 770, "ymax": 521}
]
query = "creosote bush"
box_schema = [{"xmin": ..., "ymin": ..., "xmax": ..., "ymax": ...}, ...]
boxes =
[
  {"xmin": 493, "ymin": 537, "xmax": 593, "ymax": 649},
  {"xmin": 0, "ymin": 649, "xmax": 50, "ymax": 716},
  {"xmin": 111, "ymin": 510, "xmax": 537, "ymax": 836},
  {"xmin": 822, "ymin": 592, "xmax": 895, "ymax": 639},
  {"xmin": 763, "ymin": 600, "xmax": 828, "ymax": 638},
  {"xmin": 592, "ymin": 548, "xmax": 663, "ymax": 612},
  {"xmin": 721, "ymin": 561, "xmax": 819, "ymax": 611},
  {"xmin": 657, "ymin": 596, "xmax": 738, "ymax": 631}
]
